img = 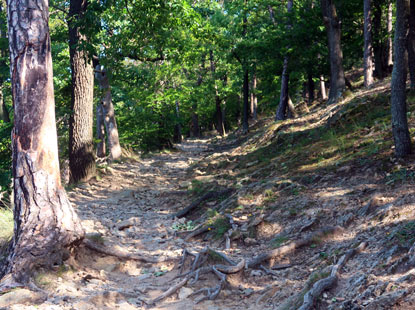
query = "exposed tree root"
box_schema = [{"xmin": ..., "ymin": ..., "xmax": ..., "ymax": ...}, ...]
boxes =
[
  {"xmin": 83, "ymin": 239, "xmax": 167, "ymax": 263},
  {"xmin": 150, "ymin": 247, "xmax": 244, "ymax": 304},
  {"xmin": 247, "ymin": 226, "xmax": 343, "ymax": 268},
  {"xmin": 298, "ymin": 242, "xmax": 367, "ymax": 310},
  {"xmin": 173, "ymin": 188, "xmax": 233, "ymax": 218}
]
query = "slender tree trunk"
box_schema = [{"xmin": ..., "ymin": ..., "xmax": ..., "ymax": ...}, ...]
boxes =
[
  {"xmin": 407, "ymin": 0, "xmax": 415, "ymax": 88},
  {"xmin": 68, "ymin": 0, "xmax": 96, "ymax": 183},
  {"xmin": 391, "ymin": 0, "xmax": 411, "ymax": 158},
  {"xmin": 250, "ymin": 73, "xmax": 258, "ymax": 120},
  {"xmin": 373, "ymin": 0, "xmax": 385, "ymax": 79},
  {"xmin": 387, "ymin": 1, "xmax": 394, "ymax": 67},
  {"xmin": 307, "ymin": 73, "xmax": 315, "ymax": 103},
  {"xmin": 95, "ymin": 66, "xmax": 122, "ymax": 160},
  {"xmin": 173, "ymin": 101, "xmax": 182, "ymax": 143},
  {"xmin": 276, "ymin": 58, "xmax": 290, "ymax": 120},
  {"xmin": 275, "ymin": 0, "xmax": 293, "ymax": 121},
  {"xmin": 209, "ymin": 51, "xmax": 225, "ymax": 136},
  {"xmin": 190, "ymin": 110, "xmax": 200, "ymax": 138},
  {"xmin": 96, "ymin": 104, "xmax": 106, "ymax": 158},
  {"xmin": 320, "ymin": 75, "xmax": 328, "ymax": 100},
  {"xmin": 321, "ymin": 0, "xmax": 346, "ymax": 102},
  {"xmin": 1, "ymin": 0, "xmax": 84, "ymax": 284},
  {"xmin": 242, "ymin": 68, "xmax": 249, "ymax": 133},
  {"xmin": 364, "ymin": 0, "xmax": 374, "ymax": 87}
]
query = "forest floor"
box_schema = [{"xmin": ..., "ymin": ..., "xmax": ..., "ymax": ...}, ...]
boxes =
[{"xmin": 3, "ymin": 77, "xmax": 415, "ymax": 309}]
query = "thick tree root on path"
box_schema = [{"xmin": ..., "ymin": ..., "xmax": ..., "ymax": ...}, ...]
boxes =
[
  {"xmin": 150, "ymin": 247, "xmax": 244, "ymax": 305},
  {"xmin": 298, "ymin": 242, "xmax": 367, "ymax": 310},
  {"xmin": 173, "ymin": 188, "xmax": 233, "ymax": 219},
  {"xmin": 83, "ymin": 239, "xmax": 168, "ymax": 263},
  {"xmin": 247, "ymin": 226, "xmax": 343, "ymax": 268}
]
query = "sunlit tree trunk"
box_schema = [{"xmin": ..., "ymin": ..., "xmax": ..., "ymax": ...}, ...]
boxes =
[
  {"xmin": 95, "ymin": 66, "xmax": 122, "ymax": 160},
  {"xmin": 387, "ymin": 1, "xmax": 394, "ymax": 67},
  {"xmin": 391, "ymin": 0, "xmax": 411, "ymax": 158},
  {"xmin": 320, "ymin": 75, "xmax": 328, "ymax": 100},
  {"xmin": 68, "ymin": 0, "xmax": 96, "ymax": 182},
  {"xmin": 250, "ymin": 73, "xmax": 257, "ymax": 120},
  {"xmin": 321, "ymin": 0, "xmax": 346, "ymax": 103},
  {"xmin": 1, "ymin": 0, "xmax": 84, "ymax": 284},
  {"xmin": 364, "ymin": 0, "xmax": 374, "ymax": 87},
  {"xmin": 96, "ymin": 103, "xmax": 106, "ymax": 158}
]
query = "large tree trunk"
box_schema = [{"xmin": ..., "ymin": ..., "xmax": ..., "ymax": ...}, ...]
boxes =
[
  {"xmin": 321, "ymin": 0, "xmax": 346, "ymax": 103},
  {"xmin": 364, "ymin": 0, "xmax": 374, "ymax": 87},
  {"xmin": 95, "ymin": 66, "xmax": 122, "ymax": 160},
  {"xmin": 387, "ymin": 1, "xmax": 394, "ymax": 67},
  {"xmin": 407, "ymin": 0, "xmax": 415, "ymax": 88},
  {"xmin": 275, "ymin": 0, "xmax": 293, "ymax": 121},
  {"xmin": 1, "ymin": 0, "xmax": 84, "ymax": 284},
  {"xmin": 391, "ymin": 0, "xmax": 411, "ymax": 158},
  {"xmin": 68, "ymin": 0, "xmax": 96, "ymax": 183}
]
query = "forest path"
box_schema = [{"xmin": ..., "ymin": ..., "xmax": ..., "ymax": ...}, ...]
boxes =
[{"xmin": 6, "ymin": 138, "xmax": 225, "ymax": 310}]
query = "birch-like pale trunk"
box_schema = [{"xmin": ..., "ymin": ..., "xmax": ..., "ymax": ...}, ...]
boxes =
[{"xmin": 363, "ymin": 0, "xmax": 374, "ymax": 87}]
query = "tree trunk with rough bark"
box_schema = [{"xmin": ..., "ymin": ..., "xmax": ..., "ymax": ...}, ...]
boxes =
[
  {"xmin": 68, "ymin": 0, "xmax": 96, "ymax": 183},
  {"xmin": 321, "ymin": 0, "xmax": 346, "ymax": 103},
  {"xmin": 408, "ymin": 0, "xmax": 415, "ymax": 88},
  {"xmin": 242, "ymin": 69, "xmax": 249, "ymax": 133},
  {"xmin": 387, "ymin": 1, "xmax": 394, "ymax": 67},
  {"xmin": 364, "ymin": 0, "xmax": 374, "ymax": 87},
  {"xmin": 1, "ymin": 0, "xmax": 84, "ymax": 284},
  {"xmin": 391, "ymin": 0, "xmax": 411, "ymax": 158},
  {"xmin": 307, "ymin": 73, "xmax": 315, "ymax": 103},
  {"xmin": 95, "ymin": 66, "xmax": 122, "ymax": 160},
  {"xmin": 275, "ymin": 0, "xmax": 293, "ymax": 121}
]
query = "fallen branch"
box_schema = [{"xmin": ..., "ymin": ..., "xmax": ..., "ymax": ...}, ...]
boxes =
[
  {"xmin": 83, "ymin": 239, "xmax": 167, "ymax": 263},
  {"xmin": 247, "ymin": 226, "xmax": 343, "ymax": 268},
  {"xmin": 298, "ymin": 242, "xmax": 367, "ymax": 310},
  {"xmin": 174, "ymin": 188, "xmax": 233, "ymax": 219}
]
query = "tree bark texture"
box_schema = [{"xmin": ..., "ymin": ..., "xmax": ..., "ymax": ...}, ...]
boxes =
[
  {"xmin": 276, "ymin": 57, "xmax": 290, "ymax": 120},
  {"xmin": 2, "ymin": 0, "xmax": 84, "ymax": 283},
  {"xmin": 407, "ymin": 0, "xmax": 415, "ymax": 88},
  {"xmin": 68, "ymin": 0, "xmax": 96, "ymax": 182},
  {"xmin": 364, "ymin": 0, "xmax": 374, "ymax": 87},
  {"xmin": 387, "ymin": 1, "xmax": 394, "ymax": 67},
  {"xmin": 321, "ymin": 0, "xmax": 346, "ymax": 102},
  {"xmin": 275, "ymin": 0, "xmax": 293, "ymax": 121},
  {"xmin": 95, "ymin": 66, "xmax": 122, "ymax": 160},
  {"xmin": 391, "ymin": 0, "xmax": 411, "ymax": 158},
  {"xmin": 307, "ymin": 73, "xmax": 315, "ymax": 103}
]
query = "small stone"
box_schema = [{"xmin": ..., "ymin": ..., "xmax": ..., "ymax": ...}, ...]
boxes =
[
  {"xmin": 244, "ymin": 237, "xmax": 257, "ymax": 245},
  {"xmin": 250, "ymin": 270, "xmax": 262, "ymax": 277},
  {"xmin": 323, "ymin": 293, "xmax": 328, "ymax": 298},
  {"xmin": 178, "ymin": 287, "xmax": 194, "ymax": 299},
  {"xmin": 243, "ymin": 288, "xmax": 254, "ymax": 296},
  {"xmin": 0, "ymin": 288, "xmax": 45, "ymax": 308}
]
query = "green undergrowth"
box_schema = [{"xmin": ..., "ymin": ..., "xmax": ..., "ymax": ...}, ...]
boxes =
[
  {"xmin": 224, "ymin": 89, "xmax": 415, "ymax": 183},
  {"xmin": 0, "ymin": 206, "xmax": 13, "ymax": 261}
]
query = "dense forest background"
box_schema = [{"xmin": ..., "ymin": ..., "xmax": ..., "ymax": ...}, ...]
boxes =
[{"xmin": 0, "ymin": 0, "xmax": 406, "ymax": 189}]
